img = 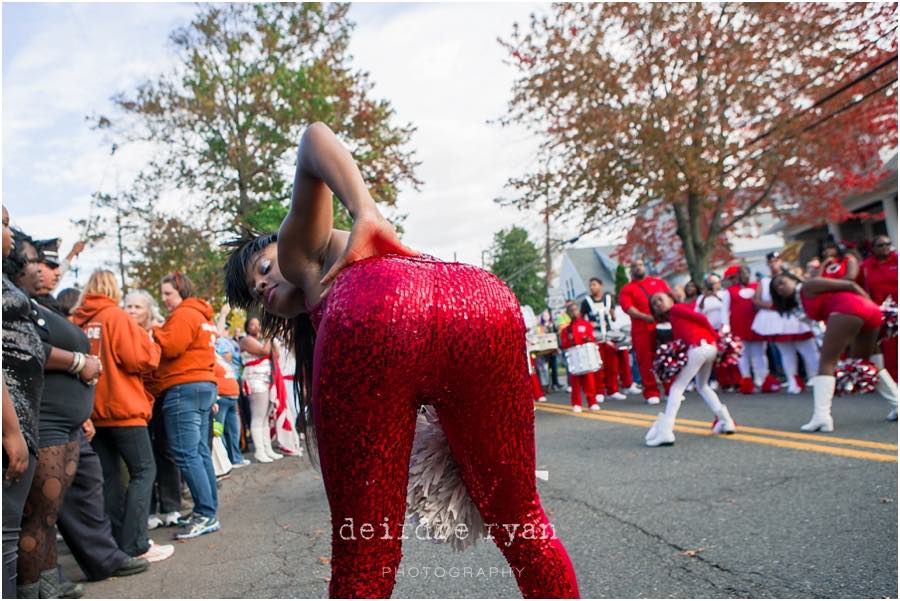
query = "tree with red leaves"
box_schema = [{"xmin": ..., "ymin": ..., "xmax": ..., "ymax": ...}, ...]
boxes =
[{"xmin": 499, "ymin": 3, "xmax": 897, "ymax": 282}]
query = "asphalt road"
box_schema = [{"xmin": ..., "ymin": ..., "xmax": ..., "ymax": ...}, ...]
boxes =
[{"xmin": 64, "ymin": 388, "xmax": 898, "ymax": 598}]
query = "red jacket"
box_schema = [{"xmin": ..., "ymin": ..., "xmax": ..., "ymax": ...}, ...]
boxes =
[
  {"xmin": 668, "ymin": 304, "xmax": 718, "ymax": 347},
  {"xmin": 152, "ymin": 298, "xmax": 217, "ymax": 393},
  {"xmin": 619, "ymin": 277, "xmax": 671, "ymax": 334},
  {"xmin": 560, "ymin": 318, "xmax": 596, "ymax": 348},
  {"xmin": 861, "ymin": 252, "xmax": 898, "ymax": 305},
  {"xmin": 70, "ymin": 294, "xmax": 161, "ymax": 427}
]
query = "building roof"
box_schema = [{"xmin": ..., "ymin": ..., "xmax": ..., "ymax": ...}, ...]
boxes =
[{"xmin": 563, "ymin": 247, "xmax": 618, "ymax": 289}]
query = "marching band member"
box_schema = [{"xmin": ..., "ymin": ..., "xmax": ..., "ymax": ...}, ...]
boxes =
[
  {"xmin": 619, "ymin": 259, "xmax": 671, "ymax": 405},
  {"xmin": 644, "ymin": 292, "xmax": 737, "ymax": 447},
  {"xmin": 581, "ymin": 278, "xmax": 630, "ymax": 401},
  {"xmin": 695, "ymin": 273, "xmax": 732, "ymax": 389},
  {"xmin": 770, "ymin": 273, "xmax": 898, "ymax": 429},
  {"xmin": 559, "ymin": 303, "xmax": 601, "ymax": 412},
  {"xmin": 861, "ymin": 234, "xmax": 898, "ymax": 387}
]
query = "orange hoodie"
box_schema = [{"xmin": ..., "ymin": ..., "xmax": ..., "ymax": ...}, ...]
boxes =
[
  {"xmin": 152, "ymin": 298, "xmax": 217, "ymax": 394},
  {"xmin": 214, "ymin": 355, "xmax": 240, "ymax": 398},
  {"xmin": 70, "ymin": 294, "xmax": 161, "ymax": 427}
]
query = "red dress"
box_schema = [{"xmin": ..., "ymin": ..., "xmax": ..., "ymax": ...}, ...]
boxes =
[
  {"xmin": 800, "ymin": 288, "xmax": 883, "ymax": 331},
  {"xmin": 728, "ymin": 282, "xmax": 760, "ymax": 341},
  {"xmin": 307, "ymin": 254, "xmax": 579, "ymax": 599}
]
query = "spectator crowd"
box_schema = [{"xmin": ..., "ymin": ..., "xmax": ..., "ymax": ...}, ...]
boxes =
[{"xmin": 2, "ymin": 205, "xmax": 301, "ymax": 599}]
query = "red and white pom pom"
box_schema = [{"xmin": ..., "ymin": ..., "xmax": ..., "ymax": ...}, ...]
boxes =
[
  {"xmin": 715, "ymin": 333, "xmax": 743, "ymax": 370},
  {"xmin": 879, "ymin": 298, "xmax": 897, "ymax": 342},
  {"xmin": 653, "ymin": 339, "xmax": 689, "ymax": 384},
  {"xmin": 834, "ymin": 358, "xmax": 879, "ymax": 396}
]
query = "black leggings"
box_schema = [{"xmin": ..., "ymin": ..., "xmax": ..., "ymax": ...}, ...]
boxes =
[{"xmin": 18, "ymin": 441, "xmax": 79, "ymax": 584}]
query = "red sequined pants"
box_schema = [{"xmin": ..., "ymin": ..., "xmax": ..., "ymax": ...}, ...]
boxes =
[{"xmin": 311, "ymin": 256, "xmax": 580, "ymax": 598}]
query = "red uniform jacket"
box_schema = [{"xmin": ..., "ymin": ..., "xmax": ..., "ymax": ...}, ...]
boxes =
[
  {"xmin": 861, "ymin": 252, "xmax": 898, "ymax": 305},
  {"xmin": 619, "ymin": 277, "xmax": 670, "ymax": 334},
  {"xmin": 560, "ymin": 318, "xmax": 596, "ymax": 349}
]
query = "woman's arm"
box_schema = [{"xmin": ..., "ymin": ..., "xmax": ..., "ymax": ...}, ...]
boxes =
[
  {"xmin": 844, "ymin": 255, "xmax": 860, "ymax": 281},
  {"xmin": 278, "ymin": 123, "xmax": 417, "ymax": 293},
  {"xmin": 753, "ymin": 281, "xmax": 772, "ymax": 309},
  {"xmin": 45, "ymin": 347, "xmax": 102, "ymax": 384},
  {"xmin": 2, "ymin": 376, "xmax": 29, "ymax": 480},
  {"xmin": 239, "ymin": 336, "xmax": 271, "ymax": 356},
  {"xmin": 801, "ymin": 277, "xmax": 871, "ymax": 299}
]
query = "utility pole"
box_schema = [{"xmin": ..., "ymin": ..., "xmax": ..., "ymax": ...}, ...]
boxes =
[{"xmin": 543, "ymin": 197, "xmax": 552, "ymax": 289}]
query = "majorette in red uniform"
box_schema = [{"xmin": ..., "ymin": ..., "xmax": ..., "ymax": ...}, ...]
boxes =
[
  {"xmin": 559, "ymin": 304, "xmax": 600, "ymax": 411},
  {"xmin": 727, "ymin": 270, "xmax": 769, "ymax": 394},
  {"xmin": 644, "ymin": 293, "xmax": 737, "ymax": 447},
  {"xmin": 618, "ymin": 259, "xmax": 670, "ymax": 404},
  {"xmin": 770, "ymin": 274, "xmax": 898, "ymax": 431},
  {"xmin": 861, "ymin": 237, "xmax": 898, "ymax": 383}
]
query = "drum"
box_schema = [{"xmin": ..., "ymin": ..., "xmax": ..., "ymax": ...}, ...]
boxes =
[
  {"xmin": 527, "ymin": 333, "xmax": 559, "ymax": 354},
  {"xmin": 565, "ymin": 343, "xmax": 602, "ymax": 376},
  {"xmin": 605, "ymin": 331, "xmax": 632, "ymax": 351}
]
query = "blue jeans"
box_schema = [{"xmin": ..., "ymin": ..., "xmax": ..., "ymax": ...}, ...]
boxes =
[
  {"xmin": 162, "ymin": 382, "xmax": 218, "ymax": 518},
  {"xmin": 214, "ymin": 396, "xmax": 244, "ymax": 464}
]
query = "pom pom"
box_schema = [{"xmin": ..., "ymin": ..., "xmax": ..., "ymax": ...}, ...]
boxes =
[
  {"xmin": 406, "ymin": 405, "xmax": 487, "ymax": 552},
  {"xmin": 834, "ymin": 358, "xmax": 879, "ymax": 396},
  {"xmin": 653, "ymin": 339, "xmax": 689, "ymax": 384},
  {"xmin": 880, "ymin": 298, "xmax": 897, "ymax": 342},
  {"xmin": 715, "ymin": 333, "xmax": 743, "ymax": 370}
]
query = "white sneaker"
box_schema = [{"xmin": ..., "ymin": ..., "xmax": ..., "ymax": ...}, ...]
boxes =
[
  {"xmin": 624, "ymin": 384, "xmax": 643, "ymax": 395},
  {"xmin": 137, "ymin": 542, "xmax": 175, "ymax": 563},
  {"xmin": 646, "ymin": 396, "xmax": 661, "ymax": 405},
  {"xmin": 887, "ymin": 408, "xmax": 898, "ymax": 422},
  {"xmin": 594, "ymin": 394, "xmax": 605, "ymax": 404},
  {"xmin": 565, "ymin": 386, "xmax": 572, "ymax": 393},
  {"xmin": 147, "ymin": 516, "xmax": 163, "ymax": 531},
  {"xmin": 589, "ymin": 404, "xmax": 601, "ymax": 411},
  {"xmin": 536, "ymin": 396, "xmax": 547, "ymax": 403},
  {"xmin": 232, "ymin": 459, "xmax": 251, "ymax": 468},
  {"xmin": 571, "ymin": 405, "xmax": 583, "ymax": 413},
  {"xmin": 608, "ymin": 392, "xmax": 627, "ymax": 401},
  {"xmin": 161, "ymin": 512, "xmax": 182, "ymax": 527}
]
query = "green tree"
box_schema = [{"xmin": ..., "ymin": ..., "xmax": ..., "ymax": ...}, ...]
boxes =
[
  {"xmin": 489, "ymin": 226, "xmax": 547, "ymax": 311},
  {"xmin": 105, "ymin": 3, "xmax": 420, "ymax": 228},
  {"xmin": 614, "ymin": 264, "xmax": 629, "ymax": 306},
  {"xmin": 129, "ymin": 214, "xmax": 227, "ymax": 306}
]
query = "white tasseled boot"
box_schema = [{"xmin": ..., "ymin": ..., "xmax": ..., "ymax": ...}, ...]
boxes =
[
  {"xmin": 251, "ymin": 426, "xmax": 273, "ymax": 463},
  {"xmin": 801, "ymin": 376, "xmax": 835, "ymax": 432},
  {"xmin": 874, "ymin": 368, "xmax": 898, "ymax": 421},
  {"xmin": 645, "ymin": 413, "xmax": 676, "ymax": 447},
  {"xmin": 713, "ymin": 405, "xmax": 736, "ymax": 434},
  {"xmin": 264, "ymin": 432, "xmax": 283, "ymax": 460}
]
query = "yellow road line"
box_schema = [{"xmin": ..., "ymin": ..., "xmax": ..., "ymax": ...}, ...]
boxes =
[
  {"xmin": 592, "ymin": 407, "xmax": 899, "ymax": 452},
  {"xmin": 534, "ymin": 403, "xmax": 898, "ymax": 463}
]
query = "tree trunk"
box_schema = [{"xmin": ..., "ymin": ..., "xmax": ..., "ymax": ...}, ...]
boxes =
[{"xmin": 115, "ymin": 208, "xmax": 129, "ymax": 294}]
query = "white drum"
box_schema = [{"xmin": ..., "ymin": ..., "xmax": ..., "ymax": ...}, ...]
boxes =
[{"xmin": 565, "ymin": 343, "xmax": 602, "ymax": 376}]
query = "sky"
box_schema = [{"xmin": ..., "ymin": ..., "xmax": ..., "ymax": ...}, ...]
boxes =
[{"xmin": 1, "ymin": 2, "xmax": 614, "ymax": 289}]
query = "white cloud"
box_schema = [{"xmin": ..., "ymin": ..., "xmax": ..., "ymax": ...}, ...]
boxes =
[{"xmin": 4, "ymin": 3, "xmax": 603, "ymax": 287}]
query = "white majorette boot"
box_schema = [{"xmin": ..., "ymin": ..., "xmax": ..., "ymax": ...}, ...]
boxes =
[
  {"xmin": 251, "ymin": 426, "xmax": 273, "ymax": 463},
  {"xmin": 264, "ymin": 433, "xmax": 283, "ymax": 460},
  {"xmin": 645, "ymin": 413, "xmax": 676, "ymax": 447},
  {"xmin": 874, "ymin": 368, "xmax": 898, "ymax": 421},
  {"xmin": 801, "ymin": 375, "xmax": 835, "ymax": 432},
  {"xmin": 712, "ymin": 405, "xmax": 736, "ymax": 434}
]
